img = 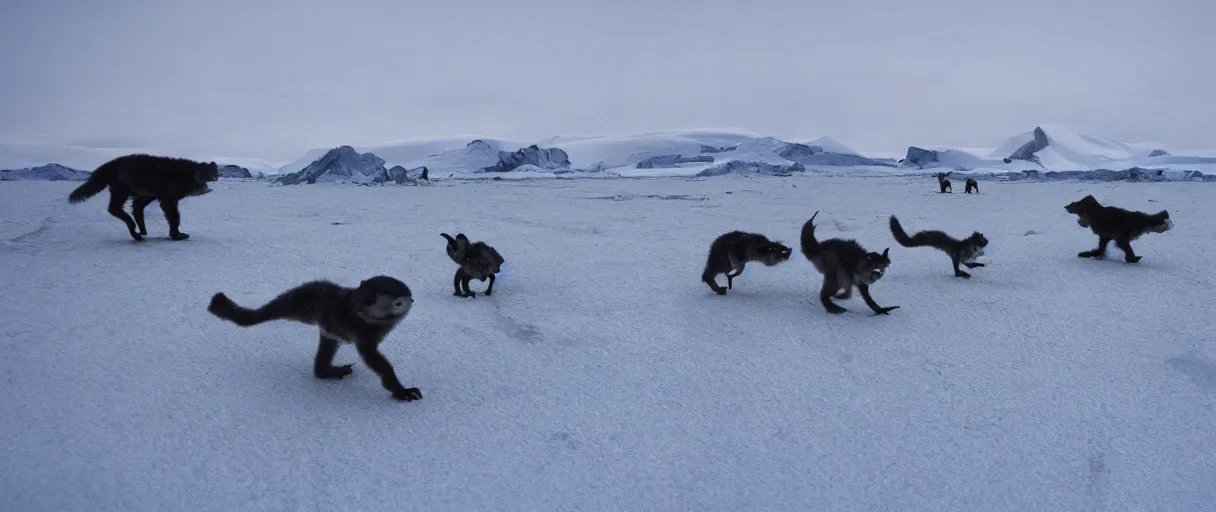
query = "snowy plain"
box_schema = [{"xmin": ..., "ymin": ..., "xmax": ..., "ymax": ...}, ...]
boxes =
[{"xmin": 1, "ymin": 176, "xmax": 1214, "ymax": 511}]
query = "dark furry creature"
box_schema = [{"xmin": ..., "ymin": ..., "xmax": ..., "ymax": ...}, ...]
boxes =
[
  {"xmin": 207, "ymin": 276, "xmax": 422, "ymax": 401},
  {"xmin": 801, "ymin": 211, "xmax": 899, "ymax": 315},
  {"xmin": 68, "ymin": 154, "xmax": 219, "ymax": 241},
  {"xmin": 700, "ymin": 231, "xmax": 792, "ymax": 295},
  {"xmin": 889, "ymin": 216, "xmax": 989, "ymax": 278},
  {"xmin": 441, "ymin": 233, "xmax": 505, "ymax": 298},
  {"xmin": 965, "ymin": 179, "xmax": 979, "ymax": 194},
  {"xmin": 1064, "ymin": 195, "xmax": 1172, "ymax": 263},
  {"xmin": 936, "ymin": 171, "xmax": 953, "ymax": 193}
]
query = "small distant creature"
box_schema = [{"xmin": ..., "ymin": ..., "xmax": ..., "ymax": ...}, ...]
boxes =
[
  {"xmin": 700, "ymin": 231, "xmax": 792, "ymax": 295},
  {"xmin": 801, "ymin": 211, "xmax": 899, "ymax": 315},
  {"xmin": 67, "ymin": 154, "xmax": 219, "ymax": 241},
  {"xmin": 1065, "ymin": 195, "xmax": 1172, "ymax": 263},
  {"xmin": 441, "ymin": 233, "xmax": 505, "ymax": 298},
  {"xmin": 965, "ymin": 178, "xmax": 979, "ymax": 194},
  {"xmin": 207, "ymin": 275, "xmax": 422, "ymax": 402},
  {"xmin": 417, "ymin": 166, "xmax": 431, "ymax": 186},
  {"xmin": 936, "ymin": 171, "xmax": 953, "ymax": 193},
  {"xmin": 889, "ymin": 215, "xmax": 988, "ymax": 278}
]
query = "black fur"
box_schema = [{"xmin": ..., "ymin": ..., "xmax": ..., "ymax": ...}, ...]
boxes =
[
  {"xmin": 207, "ymin": 276, "xmax": 422, "ymax": 401},
  {"xmin": 936, "ymin": 171, "xmax": 953, "ymax": 193},
  {"xmin": 800, "ymin": 211, "xmax": 899, "ymax": 315},
  {"xmin": 889, "ymin": 216, "xmax": 989, "ymax": 278},
  {"xmin": 68, "ymin": 154, "xmax": 219, "ymax": 241},
  {"xmin": 965, "ymin": 179, "xmax": 979, "ymax": 194},
  {"xmin": 1065, "ymin": 195, "xmax": 1172, "ymax": 263},
  {"xmin": 441, "ymin": 233, "xmax": 505, "ymax": 298},
  {"xmin": 700, "ymin": 231, "xmax": 792, "ymax": 295}
]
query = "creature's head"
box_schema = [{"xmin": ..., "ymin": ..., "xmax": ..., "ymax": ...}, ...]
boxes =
[
  {"xmin": 1065, "ymin": 195, "xmax": 1101, "ymax": 227},
  {"xmin": 1064, "ymin": 195, "xmax": 1100, "ymax": 216},
  {"xmin": 856, "ymin": 248, "xmax": 892, "ymax": 284},
  {"xmin": 758, "ymin": 239, "xmax": 793, "ymax": 266},
  {"xmin": 967, "ymin": 232, "xmax": 989, "ymax": 256},
  {"xmin": 195, "ymin": 161, "xmax": 220, "ymax": 183},
  {"xmin": 351, "ymin": 275, "xmax": 413, "ymax": 323}
]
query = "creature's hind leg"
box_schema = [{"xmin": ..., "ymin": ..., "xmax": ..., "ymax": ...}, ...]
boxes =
[
  {"xmin": 725, "ymin": 263, "xmax": 745, "ymax": 290},
  {"xmin": 452, "ymin": 268, "xmax": 468, "ymax": 297},
  {"xmin": 820, "ymin": 274, "xmax": 847, "ymax": 314},
  {"xmin": 460, "ymin": 274, "xmax": 475, "ymax": 297},
  {"xmin": 834, "ymin": 286, "xmax": 852, "ymax": 299},
  {"xmin": 484, "ymin": 274, "xmax": 496, "ymax": 296},
  {"xmin": 106, "ymin": 190, "xmax": 142, "ymax": 241},
  {"xmin": 314, "ymin": 335, "xmax": 354, "ymax": 379},
  {"xmin": 952, "ymin": 255, "xmax": 971, "ymax": 278},
  {"xmin": 1078, "ymin": 236, "xmax": 1110, "ymax": 258},
  {"xmin": 702, "ymin": 269, "xmax": 727, "ymax": 295},
  {"xmin": 158, "ymin": 197, "xmax": 188, "ymax": 240},
  {"xmin": 1116, "ymin": 238, "xmax": 1142, "ymax": 263},
  {"xmin": 131, "ymin": 196, "xmax": 155, "ymax": 236}
]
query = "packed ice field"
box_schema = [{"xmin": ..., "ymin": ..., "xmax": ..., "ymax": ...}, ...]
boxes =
[{"xmin": 1, "ymin": 175, "xmax": 1213, "ymax": 511}]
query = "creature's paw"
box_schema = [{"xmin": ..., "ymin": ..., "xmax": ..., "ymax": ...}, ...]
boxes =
[
  {"xmin": 170, "ymin": 232, "xmax": 190, "ymax": 241},
  {"xmin": 825, "ymin": 305, "xmax": 847, "ymax": 314},
  {"xmin": 392, "ymin": 388, "xmax": 423, "ymax": 401},
  {"xmin": 955, "ymin": 271, "xmax": 971, "ymax": 279},
  {"xmin": 873, "ymin": 306, "xmax": 900, "ymax": 315},
  {"xmin": 130, "ymin": 232, "xmax": 144, "ymax": 242},
  {"xmin": 315, "ymin": 364, "xmax": 354, "ymax": 380},
  {"xmin": 483, "ymin": 290, "xmax": 493, "ymax": 296},
  {"xmin": 1125, "ymin": 256, "xmax": 1143, "ymax": 263}
]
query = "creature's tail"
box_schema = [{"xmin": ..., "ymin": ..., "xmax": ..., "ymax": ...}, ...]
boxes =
[
  {"xmin": 799, "ymin": 210, "xmax": 821, "ymax": 260},
  {"xmin": 441, "ymin": 232, "xmax": 468, "ymax": 264},
  {"xmin": 888, "ymin": 216, "xmax": 920, "ymax": 247},
  {"xmin": 889, "ymin": 215, "xmax": 954, "ymax": 249},
  {"xmin": 1148, "ymin": 210, "xmax": 1173, "ymax": 233},
  {"xmin": 207, "ymin": 292, "xmax": 294, "ymax": 327},
  {"xmin": 68, "ymin": 160, "xmax": 119, "ymax": 203}
]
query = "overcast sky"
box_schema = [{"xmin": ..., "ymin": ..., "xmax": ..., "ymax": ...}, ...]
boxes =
[{"xmin": 1, "ymin": 0, "xmax": 1212, "ymax": 161}]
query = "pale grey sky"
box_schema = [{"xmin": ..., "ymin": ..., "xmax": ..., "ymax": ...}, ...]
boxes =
[{"xmin": 1, "ymin": 0, "xmax": 1212, "ymax": 161}]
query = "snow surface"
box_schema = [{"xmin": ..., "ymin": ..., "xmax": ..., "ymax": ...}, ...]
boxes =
[{"xmin": 2, "ymin": 176, "xmax": 1214, "ymax": 511}]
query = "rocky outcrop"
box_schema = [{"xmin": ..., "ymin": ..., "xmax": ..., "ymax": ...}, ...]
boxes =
[
  {"xmin": 695, "ymin": 160, "xmax": 805, "ymax": 177},
  {"xmin": 903, "ymin": 146, "xmax": 939, "ymax": 168},
  {"xmin": 483, "ymin": 145, "xmax": 571, "ymax": 173},
  {"xmin": 0, "ymin": 163, "xmax": 90, "ymax": 181},
  {"xmin": 1007, "ymin": 126, "xmax": 1049, "ymax": 163},
  {"xmin": 385, "ymin": 165, "xmax": 430, "ymax": 185},
  {"xmin": 218, "ymin": 164, "xmax": 252, "ymax": 179},
  {"xmin": 635, "ymin": 155, "xmax": 715, "ymax": 169},
  {"xmin": 274, "ymin": 146, "xmax": 387, "ymax": 185},
  {"xmin": 699, "ymin": 144, "xmax": 737, "ymax": 154}
]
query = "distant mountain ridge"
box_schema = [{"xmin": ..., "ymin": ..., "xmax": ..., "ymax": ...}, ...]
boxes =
[{"xmin": 4, "ymin": 125, "xmax": 1215, "ymax": 183}]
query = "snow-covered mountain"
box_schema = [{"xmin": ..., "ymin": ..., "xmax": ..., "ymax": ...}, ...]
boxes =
[
  {"xmin": 0, "ymin": 143, "xmax": 284, "ymax": 177},
  {"xmin": 986, "ymin": 123, "xmax": 1216, "ymax": 172},
  {"xmin": 0, "ymin": 163, "xmax": 90, "ymax": 181},
  {"xmin": 5, "ymin": 124, "xmax": 1214, "ymax": 184}
]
